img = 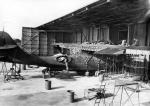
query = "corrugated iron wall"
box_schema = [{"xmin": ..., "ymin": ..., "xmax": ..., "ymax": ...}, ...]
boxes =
[{"xmin": 47, "ymin": 32, "xmax": 55, "ymax": 56}]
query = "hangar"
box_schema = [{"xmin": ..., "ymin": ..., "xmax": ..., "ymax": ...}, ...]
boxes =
[{"xmin": 22, "ymin": 0, "xmax": 150, "ymax": 78}]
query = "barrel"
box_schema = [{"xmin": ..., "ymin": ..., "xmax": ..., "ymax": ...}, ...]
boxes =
[{"xmin": 45, "ymin": 80, "xmax": 51, "ymax": 90}]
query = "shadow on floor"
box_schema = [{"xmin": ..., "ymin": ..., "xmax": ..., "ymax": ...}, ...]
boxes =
[
  {"xmin": 2, "ymin": 87, "xmax": 14, "ymax": 90},
  {"xmin": 105, "ymin": 93, "xmax": 114, "ymax": 98},
  {"xmin": 74, "ymin": 97, "xmax": 86, "ymax": 102},
  {"xmin": 142, "ymin": 101, "xmax": 150, "ymax": 106},
  {"xmin": 22, "ymin": 74, "xmax": 43, "ymax": 79},
  {"xmin": 55, "ymin": 72, "xmax": 77, "ymax": 81},
  {"xmin": 0, "ymin": 90, "xmax": 69, "ymax": 106},
  {"xmin": 17, "ymin": 94, "xmax": 34, "ymax": 100},
  {"xmin": 51, "ymin": 86, "xmax": 64, "ymax": 90},
  {"xmin": 86, "ymin": 93, "xmax": 114, "ymax": 101},
  {"xmin": 31, "ymin": 75, "xmax": 43, "ymax": 78}
]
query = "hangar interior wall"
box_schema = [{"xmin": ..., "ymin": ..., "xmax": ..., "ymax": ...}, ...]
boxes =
[
  {"xmin": 127, "ymin": 23, "xmax": 146, "ymax": 46},
  {"xmin": 109, "ymin": 23, "xmax": 147, "ymax": 46},
  {"xmin": 80, "ymin": 25, "xmax": 109, "ymax": 43}
]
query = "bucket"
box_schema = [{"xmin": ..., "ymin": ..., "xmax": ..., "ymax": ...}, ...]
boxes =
[
  {"xmin": 85, "ymin": 71, "xmax": 89, "ymax": 76},
  {"xmin": 42, "ymin": 74, "xmax": 46, "ymax": 79},
  {"xmin": 67, "ymin": 90, "xmax": 75, "ymax": 103},
  {"xmin": 45, "ymin": 80, "xmax": 51, "ymax": 90}
]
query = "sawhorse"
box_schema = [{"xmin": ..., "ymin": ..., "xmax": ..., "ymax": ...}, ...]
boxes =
[{"xmin": 111, "ymin": 80, "xmax": 140, "ymax": 106}]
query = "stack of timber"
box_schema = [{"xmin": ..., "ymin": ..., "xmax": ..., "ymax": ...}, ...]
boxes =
[
  {"xmin": 39, "ymin": 32, "xmax": 47, "ymax": 56},
  {"xmin": 22, "ymin": 27, "xmax": 40, "ymax": 55},
  {"xmin": 124, "ymin": 54, "xmax": 148, "ymax": 77},
  {"xmin": 124, "ymin": 46, "xmax": 150, "ymax": 79},
  {"xmin": 31, "ymin": 29, "xmax": 39, "ymax": 55},
  {"xmin": 126, "ymin": 46, "xmax": 150, "ymax": 61},
  {"xmin": 22, "ymin": 27, "xmax": 32, "ymax": 54}
]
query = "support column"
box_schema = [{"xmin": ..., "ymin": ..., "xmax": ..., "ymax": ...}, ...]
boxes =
[
  {"xmin": 85, "ymin": 55, "xmax": 93, "ymax": 76},
  {"xmin": 127, "ymin": 24, "xmax": 130, "ymax": 46},
  {"xmin": 97, "ymin": 60, "xmax": 100, "ymax": 71}
]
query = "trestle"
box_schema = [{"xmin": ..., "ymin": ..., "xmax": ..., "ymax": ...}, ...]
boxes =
[{"xmin": 1, "ymin": 63, "xmax": 24, "ymax": 81}]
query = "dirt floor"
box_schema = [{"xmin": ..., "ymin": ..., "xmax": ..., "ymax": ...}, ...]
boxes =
[{"xmin": 0, "ymin": 66, "xmax": 150, "ymax": 106}]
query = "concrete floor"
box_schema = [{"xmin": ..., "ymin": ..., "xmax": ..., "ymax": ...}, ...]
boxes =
[{"xmin": 0, "ymin": 67, "xmax": 150, "ymax": 106}]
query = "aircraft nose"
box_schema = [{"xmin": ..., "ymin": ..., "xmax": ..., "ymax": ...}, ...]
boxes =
[
  {"xmin": 54, "ymin": 53, "xmax": 71, "ymax": 64},
  {"xmin": 56, "ymin": 55, "xmax": 71, "ymax": 63}
]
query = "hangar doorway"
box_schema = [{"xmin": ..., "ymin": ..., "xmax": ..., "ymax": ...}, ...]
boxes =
[{"xmin": 118, "ymin": 30, "xmax": 128, "ymax": 42}]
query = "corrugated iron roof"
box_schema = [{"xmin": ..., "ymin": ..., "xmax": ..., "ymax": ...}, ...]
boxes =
[{"xmin": 36, "ymin": 0, "xmax": 148, "ymax": 31}]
